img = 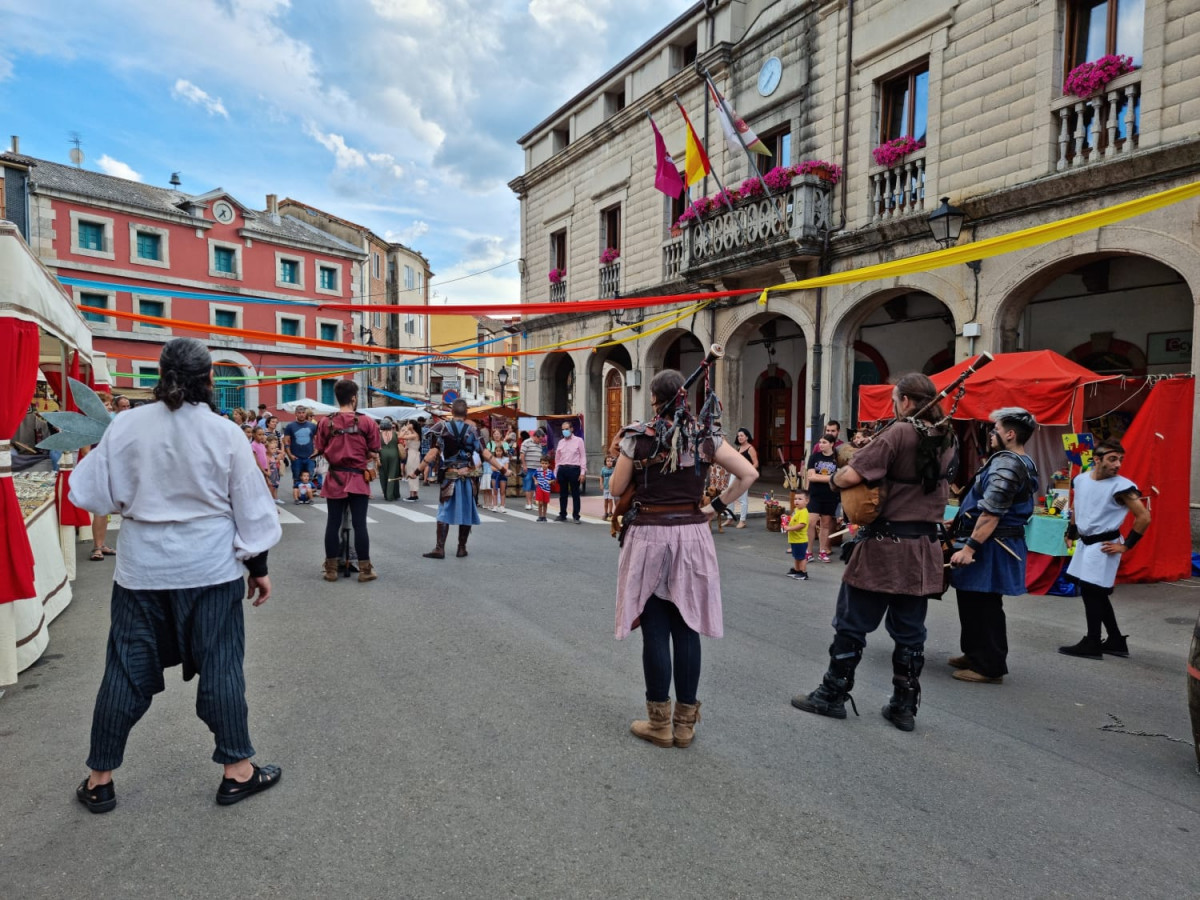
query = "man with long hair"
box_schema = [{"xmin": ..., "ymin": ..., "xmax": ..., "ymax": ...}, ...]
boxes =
[
  {"xmin": 791, "ymin": 373, "xmax": 957, "ymax": 733},
  {"xmin": 70, "ymin": 338, "xmax": 283, "ymax": 812}
]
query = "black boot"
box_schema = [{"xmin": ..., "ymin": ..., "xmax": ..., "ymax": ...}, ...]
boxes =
[
  {"xmin": 456, "ymin": 526, "xmax": 471, "ymax": 558},
  {"xmin": 791, "ymin": 636, "xmax": 863, "ymax": 719},
  {"xmin": 1058, "ymin": 635, "xmax": 1103, "ymax": 659},
  {"xmin": 882, "ymin": 646, "xmax": 924, "ymax": 732},
  {"xmin": 423, "ymin": 523, "xmax": 450, "ymax": 559},
  {"xmin": 1100, "ymin": 634, "xmax": 1129, "ymax": 657}
]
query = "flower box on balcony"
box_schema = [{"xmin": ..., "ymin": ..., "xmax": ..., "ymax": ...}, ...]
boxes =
[
  {"xmin": 548, "ymin": 268, "xmax": 565, "ymax": 284},
  {"xmin": 1064, "ymin": 55, "xmax": 1137, "ymax": 99}
]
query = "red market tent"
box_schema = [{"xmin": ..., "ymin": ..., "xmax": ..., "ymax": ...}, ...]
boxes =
[
  {"xmin": 857, "ymin": 350, "xmax": 1113, "ymax": 425},
  {"xmin": 857, "ymin": 351, "xmax": 1193, "ymax": 584}
]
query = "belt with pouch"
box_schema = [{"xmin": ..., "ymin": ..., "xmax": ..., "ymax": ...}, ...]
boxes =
[{"xmin": 629, "ymin": 502, "xmax": 708, "ymax": 527}]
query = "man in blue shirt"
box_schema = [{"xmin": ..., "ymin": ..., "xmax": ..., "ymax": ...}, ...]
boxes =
[{"xmin": 283, "ymin": 406, "xmax": 320, "ymax": 486}]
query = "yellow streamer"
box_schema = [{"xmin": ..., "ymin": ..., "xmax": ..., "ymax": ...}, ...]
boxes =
[
  {"xmin": 595, "ymin": 302, "xmax": 712, "ymax": 349},
  {"xmin": 757, "ymin": 179, "xmax": 1200, "ymax": 305},
  {"xmin": 522, "ymin": 301, "xmax": 710, "ymax": 355}
]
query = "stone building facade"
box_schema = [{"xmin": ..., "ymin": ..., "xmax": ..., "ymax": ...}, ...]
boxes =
[{"xmin": 509, "ymin": 0, "xmax": 1200, "ymax": 532}]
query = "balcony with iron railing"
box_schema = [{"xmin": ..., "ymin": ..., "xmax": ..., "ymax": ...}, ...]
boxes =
[
  {"xmin": 869, "ymin": 148, "xmax": 927, "ymax": 221},
  {"xmin": 1052, "ymin": 70, "xmax": 1141, "ymax": 171},
  {"xmin": 549, "ymin": 280, "xmax": 567, "ymax": 302},
  {"xmin": 660, "ymin": 175, "xmax": 831, "ymax": 282},
  {"xmin": 599, "ymin": 261, "xmax": 620, "ymax": 297}
]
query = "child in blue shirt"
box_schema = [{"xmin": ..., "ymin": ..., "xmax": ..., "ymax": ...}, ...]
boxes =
[
  {"xmin": 534, "ymin": 459, "xmax": 554, "ymax": 522},
  {"xmin": 601, "ymin": 455, "xmax": 616, "ymax": 519}
]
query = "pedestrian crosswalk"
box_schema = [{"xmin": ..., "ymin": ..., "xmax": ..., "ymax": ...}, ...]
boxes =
[{"xmin": 105, "ymin": 503, "xmax": 604, "ymax": 528}]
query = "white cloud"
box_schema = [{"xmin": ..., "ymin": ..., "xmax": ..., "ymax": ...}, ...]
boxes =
[
  {"xmin": 172, "ymin": 78, "xmax": 229, "ymax": 118},
  {"xmin": 95, "ymin": 154, "xmax": 142, "ymax": 181},
  {"xmin": 305, "ymin": 123, "xmax": 366, "ymax": 169},
  {"xmin": 385, "ymin": 221, "xmax": 429, "ymax": 246},
  {"xmin": 0, "ymin": 53, "xmax": 12, "ymax": 81},
  {"xmin": 528, "ymin": 0, "xmax": 606, "ymax": 30}
]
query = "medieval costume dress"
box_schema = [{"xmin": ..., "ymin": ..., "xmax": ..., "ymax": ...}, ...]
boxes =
[
  {"xmin": 422, "ymin": 416, "xmax": 483, "ymax": 558},
  {"xmin": 615, "ymin": 422, "xmax": 723, "ymax": 748},
  {"xmin": 377, "ymin": 422, "xmax": 402, "ymax": 501}
]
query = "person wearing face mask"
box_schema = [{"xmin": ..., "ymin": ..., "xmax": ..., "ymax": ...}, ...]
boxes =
[{"xmin": 554, "ymin": 421, "xmax": 587, "ymax": 523}]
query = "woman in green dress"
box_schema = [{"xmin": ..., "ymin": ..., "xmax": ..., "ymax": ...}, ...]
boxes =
[{"xmin": 377, "ymin": 418, "xmax": 402, "ymax": 501}]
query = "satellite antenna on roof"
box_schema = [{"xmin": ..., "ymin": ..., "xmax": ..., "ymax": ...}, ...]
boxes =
[{"xmin": 68, "ymin": 132, "xmax": 84, "ymax": 167}]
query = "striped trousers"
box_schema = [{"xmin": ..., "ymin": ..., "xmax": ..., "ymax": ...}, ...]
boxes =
[{"xmin": 87, "ymin": 577, "xmax": 255, "ymax": 770}]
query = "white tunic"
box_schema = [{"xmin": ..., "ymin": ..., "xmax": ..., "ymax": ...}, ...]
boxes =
[
  {"xmin": 1065, "ymin": 471, "xmax": 1137, "ymax": 589},
  {"xmin": 70, "ymin": 402, "xmax": 282, "ymax": 590}
]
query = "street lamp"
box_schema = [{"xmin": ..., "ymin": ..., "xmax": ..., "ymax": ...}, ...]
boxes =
[
  {"xmin": 497, "ymin": 364, "xmax": 509, "ymax": 408},
  {"xmin": 926, "ymin": 197, "xmax": 966, "ymax": 248},
  {"xmin": 359, "ymin": 324, "xmax": 377, "ymax": 406}
]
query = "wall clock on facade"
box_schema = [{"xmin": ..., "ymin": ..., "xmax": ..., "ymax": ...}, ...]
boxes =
[
  {"xmin": 213, "ymin": 201, "xmax": 234, "ymax": 224},
  {"xmin": 758, "ymin": 56, "xmax": 782, "ymax": 96}
]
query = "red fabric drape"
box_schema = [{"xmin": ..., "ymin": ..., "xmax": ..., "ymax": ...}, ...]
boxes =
[
  {"xmin": 43, "ymin": 369, "xmax": 65, "ymax": 409},
  {"xmin": 0, "ymin": 319, "xmax": 41, "ymax": 603},
  {"xmin": 67, "ymin": 351, "xmax": 81, "ymax": 412},
  {"xmin": 55, "ymin": 470, "xmax": 92, "ymax": 527},
  {"xmin": 1115, "ymin": 377, "xmax": 1195, "ymax": 584}
]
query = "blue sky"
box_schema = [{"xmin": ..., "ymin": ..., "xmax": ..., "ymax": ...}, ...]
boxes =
[{"xmin": 0, "ymin": 0, "xmax": 694, "ymax": 304}]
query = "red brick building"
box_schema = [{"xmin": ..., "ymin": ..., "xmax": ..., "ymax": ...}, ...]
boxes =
[{"xmin": 0, "ymin": 150, "xmax": 366, "ymax": 411}]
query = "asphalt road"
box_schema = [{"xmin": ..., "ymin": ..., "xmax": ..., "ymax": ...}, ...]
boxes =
[{"xmin": 2, "ymin": 495, "xmax": 1198, "ymax": 899}]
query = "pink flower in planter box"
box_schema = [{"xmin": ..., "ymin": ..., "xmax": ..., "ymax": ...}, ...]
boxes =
[
  {"xmin": 872, "ymin": 136, "xmax": 925, "ymax": 168},
  {"xmin": 548, "ymin": 268, "xmax": 565, "ymax": 284},
  {"xmin": 793, "ymin": 160, "xmax": 843, "ymax": 183},
  {"xmin": 600, "ymin": 247, "xmax": 620, "ymax": 265},
  {"xmin": 761, "ymin": 165, "xmax": 795, "ymax": 191},
  {"xmin": 1063, "ymin": 54, "xmax": 1136, "ymax": 98},
  {"xmin": 739, "ymin": 176, "xmax": 766, "ymax": 198}
]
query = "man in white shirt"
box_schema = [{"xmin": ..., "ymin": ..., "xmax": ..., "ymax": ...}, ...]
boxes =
[
  {"xmin": 69, "ymin": 338, "xmax": 283, "ymax": 813},
  {"xmin": 1059, "ymin": 439, "xmax": 1151, "ymax": 659}
]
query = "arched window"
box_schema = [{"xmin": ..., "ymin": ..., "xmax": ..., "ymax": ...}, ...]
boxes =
[{"xmin": 213, "ymin": 364, "xmax": 245, "ymax": 411}]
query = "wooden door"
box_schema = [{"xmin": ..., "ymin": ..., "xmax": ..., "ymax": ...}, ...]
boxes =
[{"xmin": 604, "ymin": 370, "xmax": 623, "ymax": 453}]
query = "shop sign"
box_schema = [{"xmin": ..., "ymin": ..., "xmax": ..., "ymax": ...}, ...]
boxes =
[{"xmin": 1146, "ymin": 331, "xmax": 1191, "ymax": 365}]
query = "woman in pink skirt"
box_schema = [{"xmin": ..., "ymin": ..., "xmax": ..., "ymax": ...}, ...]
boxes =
[{"xmin": 609, "ymin": 369, "xmax": 758, "ymax": 748}]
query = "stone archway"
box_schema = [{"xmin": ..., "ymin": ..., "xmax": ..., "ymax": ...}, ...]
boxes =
[
  {"xmin": 829, "ymin": 286, "xmax": 957, "ymax": 425},
  {"xmin": 720, "ymin": 307, "xmax": 810, "ymax": 463},
  {"xmin": 585, "ymin": 343, "xmax": 632, "ymax": 457},
  {"xmin": 540, "ymin": 351, "xmax": 575, "ymax": 415},
  {"xmin": 993, "ymin": 252, "xmax": 1192, "ymax": 376}
]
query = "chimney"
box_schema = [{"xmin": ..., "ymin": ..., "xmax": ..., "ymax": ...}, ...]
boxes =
[
  {"xmin": 266, "ymin": 193, "xmax": 280, "ymax": 225},
  {"xmin": 10, "ymin": 135, "xmax": 18, "ymax": 154}
]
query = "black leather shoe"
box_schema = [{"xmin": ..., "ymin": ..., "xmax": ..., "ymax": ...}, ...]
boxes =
[
  {"xmin": 217, "ymin": 763, "xmax": 282, "ymax": 806},
  {"xmin": 76, "ymin": 777, "xmax": 116, "ymax": 814},
  {"xmin": 1100, "ymin": 634, "xmax": 1129, "ymax": 657},
  {"xmin": 1058, "ymin": 636, "xmax": 1103, "ymax": 659}
]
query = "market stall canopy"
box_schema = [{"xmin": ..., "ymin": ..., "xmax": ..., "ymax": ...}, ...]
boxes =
[
  {"xmin": 857, "ymin": 350, "xmax": 1114, "ymax": 425},
  {"xmin": 466, "ymin": 404, "xmax": 529, "ymax": 419},
  {"xmin": 359, "ymin": 406, "xmax": 439, "ymax": 423},
  {"xmin": 1, "ymin": 221, "xmax": 93, "ymax": 362},
  {"xmin": 277, "ymin": 397, "xmax": 339, "ymax": 415}
]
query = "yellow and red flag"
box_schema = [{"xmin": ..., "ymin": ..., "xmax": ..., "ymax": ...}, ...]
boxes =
[{"xmin": 676, "ymin": 101, "xmax": 711, "ymax": 187}]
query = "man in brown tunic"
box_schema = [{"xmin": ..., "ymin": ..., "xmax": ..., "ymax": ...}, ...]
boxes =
[{"xmin": 791, "ymin": 373, "xmax": 956, "ymax": 732}]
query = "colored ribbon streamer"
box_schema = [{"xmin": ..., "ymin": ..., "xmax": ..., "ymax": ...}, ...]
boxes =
[{"xmin": 757, "ymin": 179, "xmax": 1200, "ymax": 305}]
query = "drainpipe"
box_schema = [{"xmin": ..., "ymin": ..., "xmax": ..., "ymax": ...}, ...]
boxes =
[{"xmin": 812, "ymin": 0, "xmax": 854, "ymax": 438}]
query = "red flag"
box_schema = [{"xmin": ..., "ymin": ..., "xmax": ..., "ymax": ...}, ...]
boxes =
[{"xmin": 648, "ymin": 115, "xmax": 684, "ymax": 198}]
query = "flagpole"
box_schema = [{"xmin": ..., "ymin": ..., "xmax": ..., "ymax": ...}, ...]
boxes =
[
  {"xmin": 674, "ymin": 93, "xmax": 747, "ymax": 243},
  {"xmin": 702, "ymin": 67, "xmax": 787, "ymax": 232}
]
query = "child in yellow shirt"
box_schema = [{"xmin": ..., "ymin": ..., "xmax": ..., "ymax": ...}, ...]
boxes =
[{"xmin": 782, "ymin": 489, "xmax": 810, "ymax": 580}]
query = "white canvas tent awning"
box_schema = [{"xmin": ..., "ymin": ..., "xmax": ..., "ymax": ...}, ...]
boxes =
[
  {"xmin": 277, "ymin": 397, "xmax": 339, "ymax": 415},
  {"xmin": 359, "ymin": 406, "xmax": 438, "ymax": 423},
  {"xmin": 1, "ymin": 221, "xmax": 93, "ymax": 359}
]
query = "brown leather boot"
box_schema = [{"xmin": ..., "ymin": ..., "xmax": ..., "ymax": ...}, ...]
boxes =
[
  {"xmin": 322, "ymin": 558, "xmax": 339, "ymax": 582},
  {"xmin": 357, "ymin": 560, "xmax": 377, "ymax": 583},
  {"xmin": 423, "ymin": 523, "xmax": 449, "ymax": 559},
  {"xmin": 630, "ymin": 700, "xmax": 674, "ymax": 748},
  {"xmin": 672, "ymin": 700, "xmax": 702, "ymax": 748},
  {"xmin": 456, "ymin": 526, "xmax": 471, "ymax": 557}
]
